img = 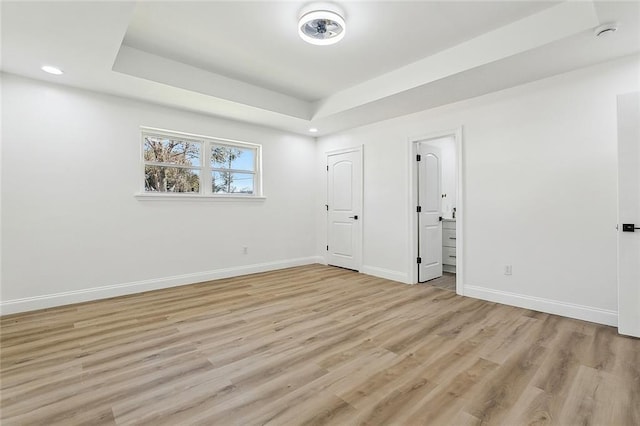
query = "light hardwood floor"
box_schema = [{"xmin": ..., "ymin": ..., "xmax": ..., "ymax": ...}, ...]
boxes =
[
  {"xmin": 1, "ymin": 264, "xmax": 638, "ymax": 425},
  {"xmin": 426, "ymin": 272, "xmax": 456, "ymax": 292}
]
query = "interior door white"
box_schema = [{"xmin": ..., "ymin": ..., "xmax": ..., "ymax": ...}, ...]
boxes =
[
  {"xmin": 617, "ymin": 92, "xmax": 640, "ymax": 338},
  {"xmin": 327, "ymin": 149, "xmax": 362, "ymax": 271},
  {"xmin": 418, "ymin": 143, "xmax": 443, "ymax": 282}
]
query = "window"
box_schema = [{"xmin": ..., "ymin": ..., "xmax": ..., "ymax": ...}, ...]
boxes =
[
  {"xmin": 141, "ymin": 127, "xmax": 262, "ymax": 198},
  {"xmin": 143, "ymin": 133, "xmax": 202, "ymax": 193},
  {"xmin": 211, "ymin": 143, "xmax": 256, "ymax": 194}
]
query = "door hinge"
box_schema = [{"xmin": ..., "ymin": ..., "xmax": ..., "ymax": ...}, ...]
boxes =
[
  {"xmin": 326, "ymin": 245, "xmax": 329, "ymax": 251},
  {"xmin": 439, "ymin": 216, "xmax": 443, "ymax": 221},
  {"xmin": 416, "ymin": 206, "xmax": 422, "ymax": 213},
  {"xmin": 326, "ymin": 165, "xmax": 329, "ymax": 171},
  {"xmin": 417, "ymin": 257, "xmax": 422, "ymax": 264},
  {"xmin": 325, "ymin": 204, "xmax": 328, "ymax": 211},
  {"xmin": 416, "ymin": 154, "xmax": 421, "ymax": 161}
]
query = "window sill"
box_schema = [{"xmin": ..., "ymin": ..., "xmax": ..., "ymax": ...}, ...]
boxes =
[{"xmin": 134, "ymin": 193, "xmax": 266, "ymax": 201}]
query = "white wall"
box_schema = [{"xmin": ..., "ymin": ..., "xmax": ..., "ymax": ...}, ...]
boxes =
[
  {"xmin": 3, "ymin": 55, "xmax": 639, "ymax": 325},
  {"xmin": 316, "ymin": 55, "xmax": 640, "ymax": 326},
  {"xmin": 1, "ymin": 73, "xmax": 318, "ymax": 314}
]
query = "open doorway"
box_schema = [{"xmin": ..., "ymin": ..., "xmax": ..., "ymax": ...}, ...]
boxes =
[{"xmin": 409, "ymin": 129, "xmax": 464, "ymax": 295}]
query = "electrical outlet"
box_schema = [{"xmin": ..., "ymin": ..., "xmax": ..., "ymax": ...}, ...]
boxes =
[
  {"xmin": 504, "ymin": 265, "xmax": 512, "ymax": 275},
  {"xmin": 243, "ymin": 247, "xmax": 248, "ymax": 255}
]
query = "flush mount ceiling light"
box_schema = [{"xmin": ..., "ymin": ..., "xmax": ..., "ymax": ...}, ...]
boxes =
[{"xmin": 298, "ymin": 3, "xmax": 346, "ymax": 46}]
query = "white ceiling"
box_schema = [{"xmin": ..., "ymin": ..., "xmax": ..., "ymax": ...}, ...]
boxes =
[
  {"xmin": 123, "ymin": 1, "xmax": 557, "ymax": 101},
  {"xmin": 2, "ymin": 1, "xmax": 639, "ymax": 136}
]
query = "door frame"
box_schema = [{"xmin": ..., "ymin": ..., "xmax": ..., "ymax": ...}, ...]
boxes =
[
  {"xmin": 408, "ymin": 128, "xmax": 464, "ymax": 294},
  {"xmin": 325, "ymin": 145, "xmax": 364, "ymax": 272}
]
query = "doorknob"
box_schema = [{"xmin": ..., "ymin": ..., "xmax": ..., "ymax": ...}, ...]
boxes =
[
  {"xmin": 622, "ymin": 223, "xmax": 639, "ymax": 232},
  {"xmin": 348, "ymin": 215, "xmax": 359, "ymax": 220}
]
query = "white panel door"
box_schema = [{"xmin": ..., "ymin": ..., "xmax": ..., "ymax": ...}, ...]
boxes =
[
  {"xmin": 418, "ymin": 143, "xmax": 443, "ymax": 282},
  {"xmin": 327, "ymin": 149, "xmax": 362, "ymax": 270},
  {"xmin": 617, "ymin": 92, "xmax": 640, "ymax": 338}
]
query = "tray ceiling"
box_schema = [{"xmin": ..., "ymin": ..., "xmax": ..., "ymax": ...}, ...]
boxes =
[{"xmin": 2, "ymin": 1, "xmax": 639, "ymax": 136}]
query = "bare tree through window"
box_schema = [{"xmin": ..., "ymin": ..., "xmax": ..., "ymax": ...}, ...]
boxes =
[
  {"xmin": 144, "ymin": 136, "xmax": 201, "ymax": 193},
  {"xmin": 141, "ymin": 129, "xmax": 260, "ymax": 197}
]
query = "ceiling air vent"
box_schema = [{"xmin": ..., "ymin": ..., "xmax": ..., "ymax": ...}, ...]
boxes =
[{"xmin": 594, "ymin": 22, "xmax": 618, "ymax": 38}]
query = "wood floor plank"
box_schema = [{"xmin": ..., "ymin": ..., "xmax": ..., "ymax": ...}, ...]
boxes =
[
  {"xmin": 400, "ymin": 357, "xmax": 499, "ymax": 425},
  {"xmin": 464, "ymin": 342, "xmax": 548, "ymax": 424},
  {"xmin": 1, "ymin": 264, "xmax": 638, "ymax": 425},
  {"xmin": 556, "ymin": 365, "xmax": 619, "ymax": 426},
  {"xmin": 499, "ymin": 384, "xmax": 550, "ymax": 425}
]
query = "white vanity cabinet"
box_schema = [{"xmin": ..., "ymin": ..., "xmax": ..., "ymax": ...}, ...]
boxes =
[{"xmin": 442, "ymin": 219, "xmax": 456, "ymax": 273}]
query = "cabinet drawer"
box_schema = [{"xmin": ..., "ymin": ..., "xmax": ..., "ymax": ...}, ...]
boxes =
[
  {"xmin": 443, "ymin": 220, "xmax": 456, "ymax": 230},
  {"xmin": 443, "ymin": 229, "xmax": 457, "ymax": 247},
  {"xmin": 443, "ymin": 247, "xmax": 457, "ymax": 265}
]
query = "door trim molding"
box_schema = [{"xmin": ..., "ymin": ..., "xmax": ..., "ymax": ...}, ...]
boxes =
[
  {"xmin": 325, "ymin": 146, "xmax": 362, "ymax": 156},
  {"xmin": 408, "ymin": 128, "xmax": 464, "ymax": 294},
  {"xmin": 325, "ymin": 145, "xmax": 364, "ymax": 272}
]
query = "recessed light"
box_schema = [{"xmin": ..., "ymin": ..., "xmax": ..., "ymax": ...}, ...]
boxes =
[
  {"xmin": 298, "ymin": 3, "xmax": 346, "ymax": 46},
  {"xmin": 42, "ymin": 65, "xmax": 63, "ymax": 75},
  {"xmin": 309, "ymin": 128, "xmax": 319, "ymax": 133}
]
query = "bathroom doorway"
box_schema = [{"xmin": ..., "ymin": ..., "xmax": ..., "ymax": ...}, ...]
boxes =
[{"xmin": 409, "ymin": 129, "xmax": 463, "ymax": 294}]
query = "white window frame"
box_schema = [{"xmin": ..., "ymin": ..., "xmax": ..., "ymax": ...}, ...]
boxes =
[
  {"xmin": 210, "ymin": 141, "xmax": 258, "ymax": 195},
  {"xmin": 136, "ymin": 126, "xmax": 264, "ymax": 200}
]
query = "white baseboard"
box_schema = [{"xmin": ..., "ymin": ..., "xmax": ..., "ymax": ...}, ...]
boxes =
[
  {"xmin": 464, "ymin": 284, "xmax": 618, "ymax": 327},
  {"xmin": 0, "ymin": 256, "xmax": 323, "ymax": 316},
  {"xmin": 360, "ymin": 265, "xmax": 410, "ymax": 284}
]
